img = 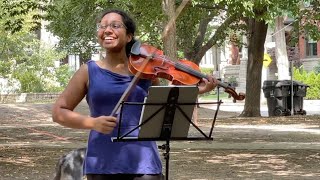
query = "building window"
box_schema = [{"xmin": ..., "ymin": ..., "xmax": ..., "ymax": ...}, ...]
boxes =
[{"xmin": 305, "ymin": 36, "xmax": 317, "ymax": 57}]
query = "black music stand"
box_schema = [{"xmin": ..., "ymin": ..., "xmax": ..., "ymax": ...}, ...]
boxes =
[{"xmin": 112, "ymin": 85, "xmax": 222, "ymax": 180}]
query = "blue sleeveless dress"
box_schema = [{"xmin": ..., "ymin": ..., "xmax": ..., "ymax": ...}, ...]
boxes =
[{"xmin": 84, "ymin": 60, "xmax": 162, "ymax": 175}]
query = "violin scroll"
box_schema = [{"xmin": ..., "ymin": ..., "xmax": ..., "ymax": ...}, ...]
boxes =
[
  {"xmin": 224, "ymin": 87, "xmax": 246, "ymax": 103},
  {"xmin": 217, "ymin": 81, "xmax": 245, "ymax": 102}
]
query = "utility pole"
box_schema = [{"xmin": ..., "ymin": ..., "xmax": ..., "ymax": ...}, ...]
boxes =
[{"xmin": 290, "ymin": 60, "xmax": 294, "ymax": 115}]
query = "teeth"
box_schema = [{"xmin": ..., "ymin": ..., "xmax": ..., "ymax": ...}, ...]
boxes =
[{"xmin": 104, "ymin": 37, "xmax": 114, "ymax": 40}]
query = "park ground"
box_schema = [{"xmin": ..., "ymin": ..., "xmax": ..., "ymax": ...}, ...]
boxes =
[{"xmin": 0, "ymin": 101, "xmax": 319, "ymax": 180}]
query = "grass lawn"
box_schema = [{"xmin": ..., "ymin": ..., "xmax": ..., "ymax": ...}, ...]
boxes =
[{"xmin": 199, "ymin": 91, "xmax": 229, "ymax": 100}]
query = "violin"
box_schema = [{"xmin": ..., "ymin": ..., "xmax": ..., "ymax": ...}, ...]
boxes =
[{"xmin": 128, "ymin": 41, "xmax": 245, "ymax": 102}]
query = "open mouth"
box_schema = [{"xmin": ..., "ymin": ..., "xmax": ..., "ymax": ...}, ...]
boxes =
[
  {"xmin": 104, "ymin": 37, "xmax": 115, "ymax": 40},
  {"xmin": 102, "ymin": 36, "xmax": 117, "ymax": 44}
]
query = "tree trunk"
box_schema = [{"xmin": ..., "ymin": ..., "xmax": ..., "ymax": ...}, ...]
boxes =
[
  {"xmin": 162, "ymin": 0, "xmax": 177, "ymax": 61},
  {"xmin": 275, "ymin": 16, "xmax": 290, "ymax": 80},
  {"xmin": 240, "ymin": 17, "xmax": 268, "ymax": 117}
]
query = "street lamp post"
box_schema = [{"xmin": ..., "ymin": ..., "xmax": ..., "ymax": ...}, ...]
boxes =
[{"xmin": 290, "ymin": 60, "xmax": 294, "ymax": 115}]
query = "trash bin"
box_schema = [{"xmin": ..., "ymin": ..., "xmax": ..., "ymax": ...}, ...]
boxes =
[
  {"xmin": 285, "ymin": 80, "xmax": 309, "ymax": 115},
  {"xmin": 262, "ymin": 80, "xmax": 291, "ymax": 116},
  {"xmin": 262, "ymin": 80, "xmax": 309, "ymax": 116}
]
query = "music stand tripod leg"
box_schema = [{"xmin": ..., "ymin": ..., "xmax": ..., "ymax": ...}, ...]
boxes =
[
  {"xmin": 158, "ymin": 139, "xmax": 170, "ymax": 180},
  {"xmin": 158, "ymin": 87, "xmax": 179, "ymax": 180}
]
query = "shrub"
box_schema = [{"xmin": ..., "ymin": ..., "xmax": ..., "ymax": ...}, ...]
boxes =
[
  {"xmin": 200, "ymin": 67, "xmax": 213, "ymax": 75},
  {"xmin": 314, "ymin": 61, "xmax": 320, "ymax": 74},
  {"xmin": 293, "ymin": 67, "xmax": 320, "ymax": 99},
  {"xmin": 55, "ymin": 64, "xmax": 74, "ymax": 88}
]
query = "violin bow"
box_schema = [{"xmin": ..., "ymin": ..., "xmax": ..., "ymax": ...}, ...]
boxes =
[
  {"xmin": 110, "ymin": 70, "xmax": 141, "ymax": 117},
  {"xmin": 110, "ymin": 42, "xmax": 157, "ymax": 117}
]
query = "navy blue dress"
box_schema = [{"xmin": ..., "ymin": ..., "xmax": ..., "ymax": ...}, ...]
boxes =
[{"xmin": 84, "ymin": 60, "xmax": 162, "ymax": 175}]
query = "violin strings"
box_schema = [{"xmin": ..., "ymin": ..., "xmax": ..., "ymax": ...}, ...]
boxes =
[
  {"xmin": 148, "ymin": 52, "xmax": 209, "ymax": 81},
  {"xmin": 153, "ymin": 54, "xmax": 206, "ymax": 79},
  {"xmin": 175, "ymin": 62, "xmax": 206, "ymax": 79}
]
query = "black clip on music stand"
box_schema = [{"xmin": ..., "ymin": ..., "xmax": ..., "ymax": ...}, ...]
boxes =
[{"xmin": 112, "ymin": 86, "xmax": 222, "ymax": 180}]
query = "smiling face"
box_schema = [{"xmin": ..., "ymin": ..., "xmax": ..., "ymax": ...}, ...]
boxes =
[{"xmin": 97, "ymin": 12, "xmax": 133, "ymax": 54}]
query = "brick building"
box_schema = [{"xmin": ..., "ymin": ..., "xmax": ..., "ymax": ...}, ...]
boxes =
[{"xmin": 298, "ymin": 33, "xmax": 320, "ymax": 71}]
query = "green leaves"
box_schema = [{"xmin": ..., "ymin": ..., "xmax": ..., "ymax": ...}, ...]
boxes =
[
  {"xmin": 0, "ymin": 4, "xmax": 67, "ymax": 92},
  {"xmin": 0, "ymin": 0, "xmax": 48, "ymax": 33},
  {"xmin": 293, "ymin": 67, "xmax": 320, "ymax": 99}
]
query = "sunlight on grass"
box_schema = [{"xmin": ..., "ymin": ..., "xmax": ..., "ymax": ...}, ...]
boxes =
[{"xmin": 199, "ymin": 91, "xmax": 229, "ymax": 100}]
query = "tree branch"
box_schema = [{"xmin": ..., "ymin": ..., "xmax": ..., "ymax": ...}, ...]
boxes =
[
  {"xmin": 195, "ymin": 13, "xmax": 242, "ymax": 62},
  {"xmin": 162, "ymin": 0, "xmax": 190, "ymax": 39},
  {"xmin": 193, "ymin": 16, "xmax": 213, "ymax": 53}
]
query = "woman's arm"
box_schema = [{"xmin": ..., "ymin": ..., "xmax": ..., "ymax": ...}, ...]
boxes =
[
  {"xmin": 52, "ymin": 64, "xmax": 117, "ymax": 134},
  {"xmin": 52, "ymin": 64, "xmax": 94, "ymax": 130}
]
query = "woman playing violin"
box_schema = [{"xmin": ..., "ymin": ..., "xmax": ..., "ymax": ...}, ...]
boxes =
[{"xmin": 52, "ymin": 9, "xmax": 218, "ymax": 180}]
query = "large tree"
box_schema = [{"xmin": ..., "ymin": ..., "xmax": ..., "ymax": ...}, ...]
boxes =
[{"xmin": 241, "ymin": 4, "xmax": 268, "ymax": 117}]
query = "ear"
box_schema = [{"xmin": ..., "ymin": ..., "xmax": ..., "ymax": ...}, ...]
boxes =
[{"xmin": 127, "ymin": 34, "xmax": 133, "ymax": 43}]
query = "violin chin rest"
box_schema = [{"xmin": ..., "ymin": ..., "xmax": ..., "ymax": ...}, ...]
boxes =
[{"xmin": 130, "ymin": 40, "xmax": 141, "ymax": 55}]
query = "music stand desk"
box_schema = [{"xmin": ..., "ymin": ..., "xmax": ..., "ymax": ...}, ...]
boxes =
[{"xmin": 112, "ymin": 86, "xmax": 222, "ymax": 180}]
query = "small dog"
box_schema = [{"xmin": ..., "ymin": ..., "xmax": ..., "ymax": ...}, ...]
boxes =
[{"xmin": 53, "ymin": 148, "xmax": 87, "ymax": 180}]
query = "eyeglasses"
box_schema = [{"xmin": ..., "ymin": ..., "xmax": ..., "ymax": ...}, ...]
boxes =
[{"xmin": 97, "ymin": 21, "xmax": 126, "ymax": 30}]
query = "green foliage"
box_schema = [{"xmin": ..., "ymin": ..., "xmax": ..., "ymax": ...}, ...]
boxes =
[
  {"xmin": 0, "ymin": 9, "xmax": 67, "ymax": 93},
  {"xmin": 313, "ymin": 61, "xmax": 320, "ymax": 74},
  {"xmin": 3, "ymin": 0, "xmax": 319, "ymax": 58},
  {"xmin": 44, "ymin": 0, "xmax": 246, "ymax": 63},
  {"xmin": 11, "ymin": 42, "xmax": 67, "ymax": 93},
  {"xmin": 55, "ymin": 64, "xmax": 74, "ymax": 88},
  {"xmin": 199, "ymin": 91, "xmax": 229, "ymax": 100},
  {"xmin": 45, "ymin": 0, "xmax": 101, "ymax": 58},
  {"xmin": 0, "ymin": 0, "xmax": 48, "ymax": 33},
  {"xmin": 0, "ymin": 60, "xmax": 14, "ymax": 78},
  {"xmin": 43, "ymin": 0, "xmax": 319, "ymax": 64},
  {"xmin": 0, "ymin": 18, "xmax": 37, "ymax": 77},
  {"xmin": 293, "ymin": 67, "xmax": 307, "ymax": 81},
  {"xmin": 199, "ymin": 67, "xmax": 213, "ymax": 75},
  {"xmin": 45, "ymin": 0, "xmax": 165, "ymax": 56},
  {"xmin": 293, "ymin": 67, "xmax": 320, "ymax": 99},
  {"xmin": 13, "ymin": 70, "xmax": 44, "ymax": 92},
  {"xmin": 298, "ymin": 0, "xmax": 320, "ymax": 41}
]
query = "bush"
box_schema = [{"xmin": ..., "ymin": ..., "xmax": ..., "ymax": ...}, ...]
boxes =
[
  {"xmin": 13, "ymin": 70, "xmax": 44, "ymax": 93},
  {"xmin": 293, "ymin": 67, "xmax": 320, "ymax": 99},
  {"xmin": 200, "ymin": 67, "xmax": 213, "ymax": 75},
  {"xmin": 314, "ymin": 61, "xmax": 320, "ymax": 74},
  {"xmin": 55, "ymin": 64, "xmax": 74, "ymax": 88}
]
